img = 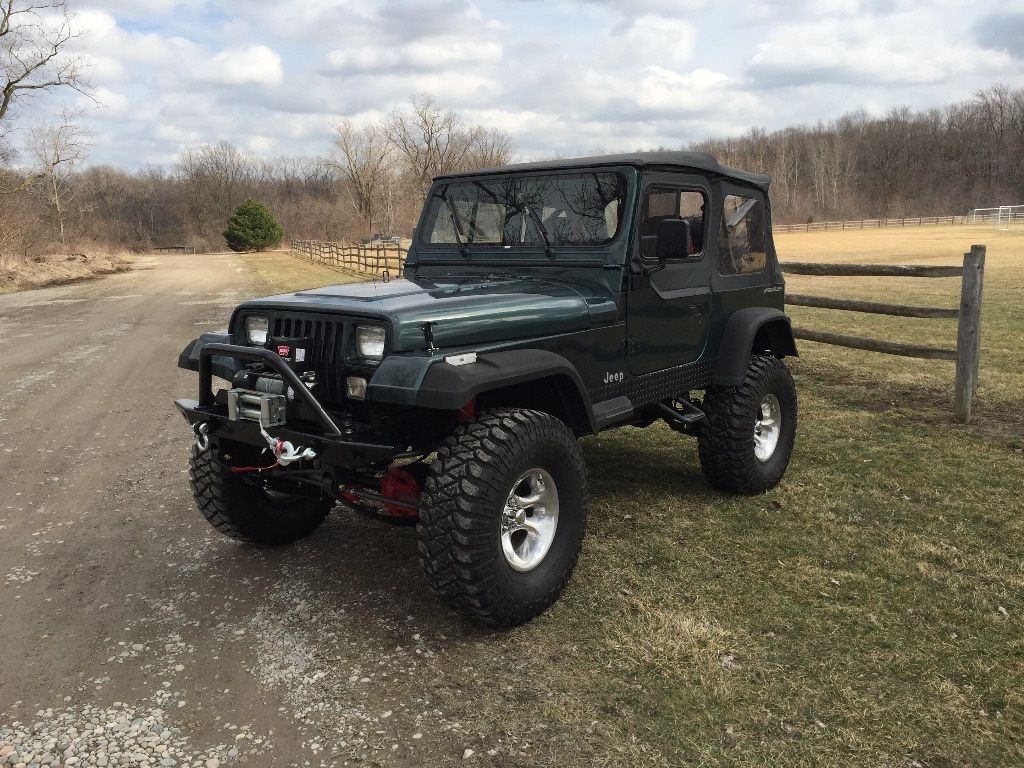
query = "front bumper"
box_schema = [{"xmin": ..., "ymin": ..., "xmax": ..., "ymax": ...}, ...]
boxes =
[{"xmin": 175, "ymin": 342, "xmax": 401, "ymax": 468}]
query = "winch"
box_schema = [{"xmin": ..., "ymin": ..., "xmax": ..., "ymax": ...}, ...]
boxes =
[{"xmin": 227, "ymin": 388, "xmax": 287, "ymax": 426}]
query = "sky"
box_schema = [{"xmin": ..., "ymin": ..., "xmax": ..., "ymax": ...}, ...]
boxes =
[{"xmin": 17, "ymin": 0, "xmax": 1024, "ymax": 169}]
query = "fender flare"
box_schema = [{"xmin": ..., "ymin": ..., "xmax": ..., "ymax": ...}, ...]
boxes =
[
  {"xmin": 368, "ymin": 348, "xmax": 596, "ymax": 432},
  {"xmin": 713, "ymin": 307, "xmax": 798, "ymax": 385},
  {"xmin": 177, "ymin": 331, "xmax": 240, "ymax": 381}
]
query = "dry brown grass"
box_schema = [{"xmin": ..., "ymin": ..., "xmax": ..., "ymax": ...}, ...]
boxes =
[
  {"xmin": 236, "ymin": 249, "xmax": 366, "ymax": 294},
  {"xmin": 776, "ymin": 224, "xmax": 1024, "ymax": 423},
  {"xmin": 0, "ymin": 251, "xmax": 132, "ymax": 295}
]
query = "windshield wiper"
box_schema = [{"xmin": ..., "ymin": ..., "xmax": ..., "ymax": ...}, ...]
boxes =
[
  {"xmin": 522, "ymin": 204, "xmax": 554, "ymax": 257},
  {"xmin": 438, "ymin": 187, "xmax": 470, "ymax": 257}
]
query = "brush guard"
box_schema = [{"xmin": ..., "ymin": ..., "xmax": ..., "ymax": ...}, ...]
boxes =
[{"xmin": 175, "ymin": 342, "xmax": 402, "ymax": 469}]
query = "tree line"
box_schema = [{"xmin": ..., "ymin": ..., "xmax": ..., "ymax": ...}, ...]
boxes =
[
  {"xmin": 689, "ymin": 85, "xmax": 1024, "ymax": 223},
  {"xmin": 1, "ymin": 95, "xmax": 517, "ymax": 256}
]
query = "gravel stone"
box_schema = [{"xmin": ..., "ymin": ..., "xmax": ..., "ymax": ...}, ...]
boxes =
[{"xmin": 0, "ymin": 703, "xmax": 271, "ymax": 768}]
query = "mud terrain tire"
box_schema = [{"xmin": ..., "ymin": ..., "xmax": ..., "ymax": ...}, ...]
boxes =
[
  {"xmin": 417, "ymin": 408, "xmax": 587, "ymax": 627},
  {"xmin": 189, "ymin": 443, "xmax": 332, "ymax": 545},
  {"xmin": 698, "ymin": 354, "xmax": 797, "ymax": 494}
]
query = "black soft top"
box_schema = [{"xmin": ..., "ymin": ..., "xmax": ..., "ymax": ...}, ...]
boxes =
[{"xmin": 435, "ymin": 151, "xmax": 770, "ymax": 190}]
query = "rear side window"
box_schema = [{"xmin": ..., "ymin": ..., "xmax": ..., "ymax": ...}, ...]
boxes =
[
  {"xmin": 638, "ymin": 187, "xmax": 706, "ymax": 261},
  {"xmin": 719, "ymin": 194, "xmax": 766, "ymax": 274}
]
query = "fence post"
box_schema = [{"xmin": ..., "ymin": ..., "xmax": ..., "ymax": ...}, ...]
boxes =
[{"xmin": 953, "ymin": 245, "xmax": 986, "ymax": 423}]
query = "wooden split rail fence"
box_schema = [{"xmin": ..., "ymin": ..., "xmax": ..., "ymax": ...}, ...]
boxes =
[
  {"xmin": 291, "ymin": 239, "xmax": 408, "ymax": 275},
  {"xmin": 152, "ymin": 244, "xmax": 196, "ymax": 254},
  {"xmin": 781, "ymin": 244, "xmax": 986, "ymax": 422},
  {"xmin": 774, "ymin": 215, "xmax": 970, "ymax": 233}
]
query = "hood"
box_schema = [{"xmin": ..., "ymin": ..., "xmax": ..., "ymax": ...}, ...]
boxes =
[{"xmin": 240, "ymin": 274, "xmax": 617, "ymax": 351}]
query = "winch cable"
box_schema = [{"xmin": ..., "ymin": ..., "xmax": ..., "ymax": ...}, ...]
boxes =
[
  {"xmin": 228, "ymin": 413, "xmax": 318, "ymax": 474},
  {"xmin": 228, "ymin": 460, "xmax": 279, "ymax": 474}
]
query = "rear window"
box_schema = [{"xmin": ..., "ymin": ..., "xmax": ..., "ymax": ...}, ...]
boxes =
[
  {"xmin": 420, "ymin": 172, "xmax": 627, "ymax": 248},
  {"xmin": 719, "ymin": 194, "xmax": 767, "ymax": 274}
]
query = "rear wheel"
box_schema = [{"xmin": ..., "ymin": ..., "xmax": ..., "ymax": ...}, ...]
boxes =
[
  {"xmin": 189, "ymin": 442, "xmax": 333, "ymax": 545},
  {"xmin": 698, "ymin": 354, "xmax": 797, "ymax": 494},
  {"xmin": 417, "ymin": 408, "xmax": 587, "ymax": 627}
]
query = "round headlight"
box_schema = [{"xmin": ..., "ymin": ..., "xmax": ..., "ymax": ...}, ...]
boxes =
[
  {"xmin": 356, "ymin": 325, "xmax": 386, "ymax": 359},
  {"xmin": 245, "ymin": 315, "xmax": 269, "ymax": 345}
]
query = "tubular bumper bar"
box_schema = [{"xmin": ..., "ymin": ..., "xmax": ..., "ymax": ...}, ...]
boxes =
[
  {"xmin": 179, "ymin": 343, "xmax": 401, "ymax": 468},
  {"xmin": 174, "ymin": 397, "xmax": 400, "ymax": 468},
  {"xmin": 197, "ymin": 342, "xmax": 341, "ymax": 436}
]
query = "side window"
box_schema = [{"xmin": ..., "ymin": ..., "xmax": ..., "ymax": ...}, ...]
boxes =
[
  {"xmin": 719, "ymin": 194, "xmax": 766, "ymax": 275},
  {"xmin": 639, "ymin": 186, "xmax": 706, "ymax": 261}
]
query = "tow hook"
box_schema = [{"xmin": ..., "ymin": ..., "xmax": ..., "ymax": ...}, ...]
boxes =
[{"xmin": 193, "ymin": 422, "xmax": 210, "ymax": 451}]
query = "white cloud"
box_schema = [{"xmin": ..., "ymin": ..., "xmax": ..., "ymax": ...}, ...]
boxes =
[
  {"xmin": 9, "ymin": 0, "xmax": 1020, "ymax": 169},
  {"xmin": 581, "ymin": 0, "xmax": 710, "ymax": 14},
  {"xmin": 92, "ymin": 87, "xmax": 130, "ymax": 114},
  {"xmin": 749, "ymin": 13, "xmax": 1013, "ymax": 86},
  {"xmin": 206, "ymin": 45, "xmax": 285, "ymax": 86},
  {"xmin": 622, "ymin": 14, "xmax": 694, "ymax": 61},
  {"xmin": 633, "ymin": 67, "xmax": 749, "ymax": 113},
  {"xmin": 244, "ymin": 134, "xmax": 277, "ymax": 153},
  {"xmin": 326, "ymin": 40, "xmax": 503, "ymax": 73},
  {"xmin": 83, "ymin": 0, "xmax": 205, "ymax": 14}
]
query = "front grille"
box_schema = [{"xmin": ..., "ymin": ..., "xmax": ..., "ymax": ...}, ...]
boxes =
[{"xmin": 271, "ymin": 313, "xmax": 347, "ymax": 403}]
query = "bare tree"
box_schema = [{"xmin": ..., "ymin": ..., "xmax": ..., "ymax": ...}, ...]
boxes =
[
  {"xmin": 176, "ymin": 142, "xmax": 260, "ymax": 246},
  {"xmin": 26, "ymin": 112, "xmax": 87, "ymax": 244},
  {"xmin": 386, "ymin": 94, "xmax": 485, "ymax": 196},
  {"xmin": 331, "ymin": 120, "xmax": 392, "ymax": 235},
  {"xmin": 0, "ymin": 125, "xmax": 13, "ymax": 163},
  {"xmin": 464, "ymin": 126, "xmax": 516, "ymax": 169},
  {"xmin": 1, "ymin": 1, "xmax": 88, "ymax": 129}
]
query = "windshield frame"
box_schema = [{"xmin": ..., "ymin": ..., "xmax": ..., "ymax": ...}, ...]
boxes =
[{"xmin": 415, "ymin": 168, "xmax": 634, "ymax": 255}]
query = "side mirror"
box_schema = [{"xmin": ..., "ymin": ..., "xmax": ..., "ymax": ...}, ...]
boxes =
[{"xmin": 654, "ymin": 218, "xmax": 692, "ymax": 265}]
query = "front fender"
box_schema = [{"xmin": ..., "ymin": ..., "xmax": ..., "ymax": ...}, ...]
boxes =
[
  {"xmin": 368, "ymin": 348, "xmax": 595, "ymax": 429},
  {"xmin": 177, "ymin": 331, "xmax": 241, "ymax": 381},
  {"xmin": 713, "ymin": 308, "xmax": 798, "ymax": 385}
]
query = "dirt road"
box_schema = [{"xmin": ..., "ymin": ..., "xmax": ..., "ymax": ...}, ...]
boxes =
[{"xmin": 0, "ymin": 255, "xmax": 538, "ymax": 767}]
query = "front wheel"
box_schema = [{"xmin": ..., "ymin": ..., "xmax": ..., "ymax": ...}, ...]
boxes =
[
  {"xmin": 417, "ymin": 408, "xmax": 587, "ymax": 627},
  {"xmin": 698, "ymin": 354, "xmax": 797, "ymax": 494},
  {"xmin": 189, "ymin": 442, "xmax": 333, "ymax": 545}
]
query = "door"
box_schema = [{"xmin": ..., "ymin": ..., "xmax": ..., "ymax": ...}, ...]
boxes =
[{"xmin": 626, "ymin": 174, "xmax": 712, "ymax": 375}]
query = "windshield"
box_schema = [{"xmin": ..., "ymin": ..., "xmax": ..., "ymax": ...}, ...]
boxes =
[{"xmin": 420, "ymin": 171, "xmax": 627, "ymax": 249}]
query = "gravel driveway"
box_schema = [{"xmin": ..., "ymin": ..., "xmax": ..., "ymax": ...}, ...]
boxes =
[{"xmin": 0, "ymin": 255, "xmax": 552, "ymax": 768}]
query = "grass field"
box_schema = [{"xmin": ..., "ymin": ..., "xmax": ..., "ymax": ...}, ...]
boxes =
[
  {"xmin": 236, "ymin": 249, "xmax": 366, "ymax": 293},
  {"xmin": 777, "ymin": 225, "xmax": 1023, "ymax": 416},
  {"xmin": 251, "ymin": 227, "xmax": 1023, "ymax": 767}
]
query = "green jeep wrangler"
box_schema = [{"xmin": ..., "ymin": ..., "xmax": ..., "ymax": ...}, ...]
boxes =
[{"xmin": 176, "ymin": 151, "xmax": 798, "ymax": 627}]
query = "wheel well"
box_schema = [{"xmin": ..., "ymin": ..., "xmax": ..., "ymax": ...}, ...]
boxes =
[
  {"xmin": 713, "ymin": 309, "xmax": 797, "ymax": 385},
  {"xmin": 475, "ymin": 374, "xmax": 592, "ymax": 435},
  {"xmin": 753, "ymin": 319, "xmax": 798, "ymax": 358}
]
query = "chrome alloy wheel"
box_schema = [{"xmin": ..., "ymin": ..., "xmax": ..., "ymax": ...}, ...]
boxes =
[
  {"xmin": 500, "ymin": 468, "xmax": 559, "ymax": 572},
  {"xmin": 753, "ymin": 393, "xmax": 782, "ymax": 462}
]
